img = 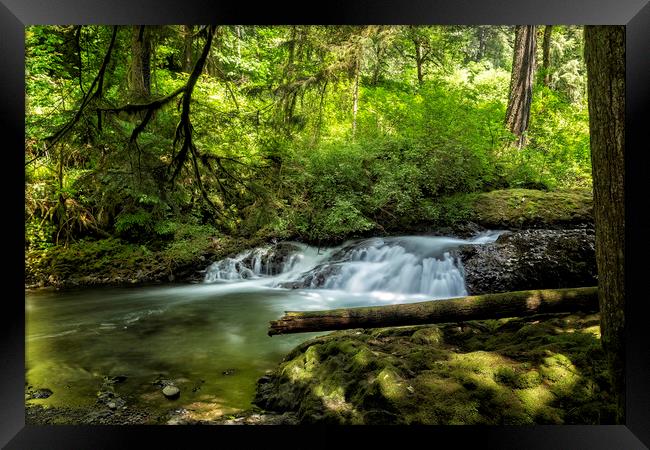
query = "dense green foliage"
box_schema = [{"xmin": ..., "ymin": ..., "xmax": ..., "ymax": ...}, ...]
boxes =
[{"xmin": 25, "ymin": 25, "xmax": 591, "ymax": 263}]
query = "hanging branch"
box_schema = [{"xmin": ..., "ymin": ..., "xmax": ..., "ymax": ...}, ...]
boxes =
[
  {"xmin": 26, "ymin": 26, "xmax": 118, "ymax": 167},
  {"xmin": 74, "ymin": 26, "xmax": 85, "ymax": 97},
  {"xmin": 168, "ymin": 25, "xmax": 216, "ymax": 182},
  {"xmin": 99, "ymin": 85, "xmax": 187, "ymax": 143},
  {"xmin": 42, "ymin": 26, "xmax": 118, "ymax": 152}
]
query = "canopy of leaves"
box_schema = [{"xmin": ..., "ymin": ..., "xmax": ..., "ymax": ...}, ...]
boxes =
[{"xmin": 25, "ymin": 25, "xmax": 590, "ymax": 251}]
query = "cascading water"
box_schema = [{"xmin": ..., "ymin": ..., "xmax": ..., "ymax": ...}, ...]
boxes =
[
  {"xmin": 203, "ymin": 231, "xmax": 504, "ymax": 298},
  {"xmin": 203, "ymin": 242, "xmax": 309, "ymax": 282}
]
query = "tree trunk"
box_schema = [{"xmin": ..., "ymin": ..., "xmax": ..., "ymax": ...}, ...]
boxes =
[
  {"xmin": 476, "ymin": 26, "xmax": 487, "ymax": 62},
  {"xmin": 236, "ymin": 25, "xmax": 242, "ymax": 62},
  {"xmin": 371, "ymin": 39, "xmax": 383, "ymax": 85},
  {"xmin": 129, "ymin": 25, "xmax": 151, "ymax": 100},
  {"xmin": 182, "ymin": 25, "xmax": 194, "ymax": 73},
  {"xmin": 415, "ymin": 41, "xmax": 424, "ymax": 85},
  {"xmin": 269, "ymin": 287, "xmax": 598, "ymax": 336},
  {"xmin": 584, "ymin": 25, "xmax": 626, "ymax": 424},
  {"xmin": 505, "ymin": 25, "xmax": 536, "ymax": 147},
  {"xmin": 352, "ymin": 57, "xmax": 360, "ymax": 136},
  {"xmin": 542, "ymin": 25, "xmax": 553, "ymax": 86}
]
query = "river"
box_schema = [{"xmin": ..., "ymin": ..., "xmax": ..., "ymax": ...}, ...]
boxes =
[{"xmin": 25, "ymin": 231, "xmax": 502, "ymax": 421}]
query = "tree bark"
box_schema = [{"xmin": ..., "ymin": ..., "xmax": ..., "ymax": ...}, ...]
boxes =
[
  {"xmin": 182, "ymin": 25, "xmax": 194, "ymax": 73},
  {"xmin": 542, "ymin": 25, "xmax": 553, "ymax": 86},
  {"xmin": 269, "ymin": 287, "xmax": 598, "ymax": 336},
  {"xmin": 505, "ymin": 25, "xmax": 536, "ymax": 147},
  {"xmin": 476, "ymin": 26, "xmax": 487, "ymax": 62},
  {"xmin": 129, "ymin": 25, "xmax": 151, "ymax": 100},
  {"xmin": 415, "ymin": 41, "xmax": 424, "ymax": 85},
  {"xmin": 584, "ymin": 25, "xmax": 626, "ymax": 424},
  {"xmin": 352, "ymin": 57, "xmax": 360, "ymax": 136}
]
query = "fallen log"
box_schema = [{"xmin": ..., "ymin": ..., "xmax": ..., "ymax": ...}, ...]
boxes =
[{"xmin": 268, "ymin": 286, "xmax": 598, "ymax": 336}]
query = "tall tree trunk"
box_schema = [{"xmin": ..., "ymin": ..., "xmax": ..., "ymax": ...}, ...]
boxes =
[
  {"xmin": 371, "ymin": 39, "xmax": 383, "ymax": 85},
  {"xmin": 415, "ymin": 41, "xmax": 424, "ymax": 85},
  {"xmin": 584, "ymin": 25, "xmax": 626, "ymax": 424},
  {"xmin": 129, "ymin": 25, "xmax": 151, "ymax": 100},
  {"xmin": 236, "ymin": 25, "xmax": 242, "ymax": 62},
  {"xmin": 476, "ymin": 26, "xmax": 487, "ymax": 62},
  {"xmin": 352, "ymin": 57, "xmax": 360, "ymax": 136},
  {"xmin": 182, "ymin": 25, "xmax": 194, "ymax": 73},
  {"xmin": 542, "ymin": 25, "xmax": 553, "ymax": 86},
  {"xmin": 505, "ymin": 25, "xmax": 536, "ymax": 148}
]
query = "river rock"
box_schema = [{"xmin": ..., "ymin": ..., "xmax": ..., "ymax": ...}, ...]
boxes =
[
  {"xmin": 30, "ymin": 388, "xmax": 53, "ymax": 399},
  {"xmin": 242, "ymin": 242, "xmax": 303, "ymax": 276},
  {"xmin": 109, "ymin": 375, "xmax": 127, "ymax": 384},
  {"xmin": 278, "ymin": 263, "xmax": 343, "ymax": 289},
  {"xmin": 456, "ymin": 228, "xmax": 596, "ymax": 295},
  {"xmin": 162, "ymin": 385, "xmax": 180, "ymax": 399}
]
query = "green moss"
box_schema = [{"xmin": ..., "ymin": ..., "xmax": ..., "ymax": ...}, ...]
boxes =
[
  {"xmin": 256, "ymin": 313, "xmax": 614, "ymax": 425},
  {"xmin": 494, "ymin": 366, "xmax": 518, "ymax": 387},
  {"xmin": 351, "ymin": 347, "xmax": 379, "ymax": 372},
  {"xmin": 411, "ymin": 327, "xmax": 443, "ymax": 345},
  {"xmin": 516, "ymin": 370, "xmax": 542, "ymax": 389},
  {"xmin": 470, "ymin": 188, "xmax": 593, "ymax": 228},
  {"xmin": 375, "ymin": 367, "xmax": 407, "ymax": 401}
]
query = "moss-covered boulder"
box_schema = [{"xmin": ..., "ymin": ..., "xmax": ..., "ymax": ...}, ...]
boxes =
[
  {"xmin": 469, "ymin": 188, "xmax": 593, "ymax": 229},
  {"xmin": 254, "ymin": 313, "xmax": 614, "ymax": 425},
  {"xmin": 429, "ymin": 188, "xmax": 593, "ymax": 233}
]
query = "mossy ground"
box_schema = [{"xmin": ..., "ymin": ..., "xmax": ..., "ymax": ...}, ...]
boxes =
[
  {"xmin": 25, "ymin": 228, "xmax": 268, "ymax": 288},
  {"xmin": 255, "ymin": 312, "xmax": 614, "ymax": 425},
  {"xmin": 434, "ymin": 188, "xmax": 593, "ymax": 229}
]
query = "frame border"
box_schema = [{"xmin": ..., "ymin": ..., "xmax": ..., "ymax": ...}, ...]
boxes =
[{"xmin": 3, "ymin": 1, "xmax": 649, "ymax": 447}]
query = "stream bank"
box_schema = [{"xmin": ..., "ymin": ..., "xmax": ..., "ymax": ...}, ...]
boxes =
[{"xmin": 25, "ymin": 188, "xmax": 593, "ymax": 290}]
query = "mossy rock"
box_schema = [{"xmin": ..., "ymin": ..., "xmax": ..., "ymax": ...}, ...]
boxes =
[
  {"xmin": 255, "ymin": 313, "xmax": 614, "ymax": 425},
  {"xmin": 469, "ymin": 188, "xmax": 593, "ymax": 229},
  {"xmin": 411, "ymin": 327, "xmax": 443, "ymax": 345}
]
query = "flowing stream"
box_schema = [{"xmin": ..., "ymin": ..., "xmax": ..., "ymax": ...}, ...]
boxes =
[{"xmin": 25, "ymin": 231, "xmax": 502, "ymax": 420}]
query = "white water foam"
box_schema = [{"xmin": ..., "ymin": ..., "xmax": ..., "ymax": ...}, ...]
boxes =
[{"xmin": 203, "ymin": 232, "xmax": 503, "ymax": 298}]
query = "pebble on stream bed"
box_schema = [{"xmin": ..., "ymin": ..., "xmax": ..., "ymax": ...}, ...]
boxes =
[{"xmin": 162, "ymin": 385, "xmax": 181, "ymax": 399}]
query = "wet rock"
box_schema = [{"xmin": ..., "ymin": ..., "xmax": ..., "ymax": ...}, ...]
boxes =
[
  {"xmin": 31, "ymin": 388, "xmax": 53, "ymax": 399},
  {"xmin": 162, "ymin": 385, "xmax": 180, "ymax": 399},
  {"xmin": 191, "ymin": 379, "xmax": 206, "ymax": 392},
  {"xmin": 97, "ymin": 391, "xmax": 114, "ymax": 402},
  {"xmin": 456, "ymin": 228, "xmax": 596, "ymax": 295},
  {"xmin": 241, "ymin": 242, "xmax": 303, "ymax": 276},
  {"xmin": 152, "ymin": 376, "xmax": 174, "ymax": 388},
  {"xmin": 215, "ymin": 411, "xmax": 300, "ymax": 425},
  {"xmin": 278, "ymin": 263, "xmax": 343, "ymax": 289},
  {"xmin": 109, "ymin": 375, "xmax": 127, "ymax": 384}
]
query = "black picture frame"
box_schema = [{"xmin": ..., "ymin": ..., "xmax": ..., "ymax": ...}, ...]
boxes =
[{"xmin": 4, "ymin": 0, "xmax": 649, "ymax": 448}]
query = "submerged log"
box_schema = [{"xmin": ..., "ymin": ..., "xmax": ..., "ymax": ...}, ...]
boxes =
[{"xmin": 268, "ymin": 287, "xmax": 598, "ymax": 336}]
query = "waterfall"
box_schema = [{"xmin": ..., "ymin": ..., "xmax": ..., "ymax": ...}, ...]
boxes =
[
  {"xmin": 203, "ymin": 244, "xmax": 305, "ymax": 283},
  {"xmin": 203, "ymin": 231, "xmax": 503, "ymax": 298}
]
